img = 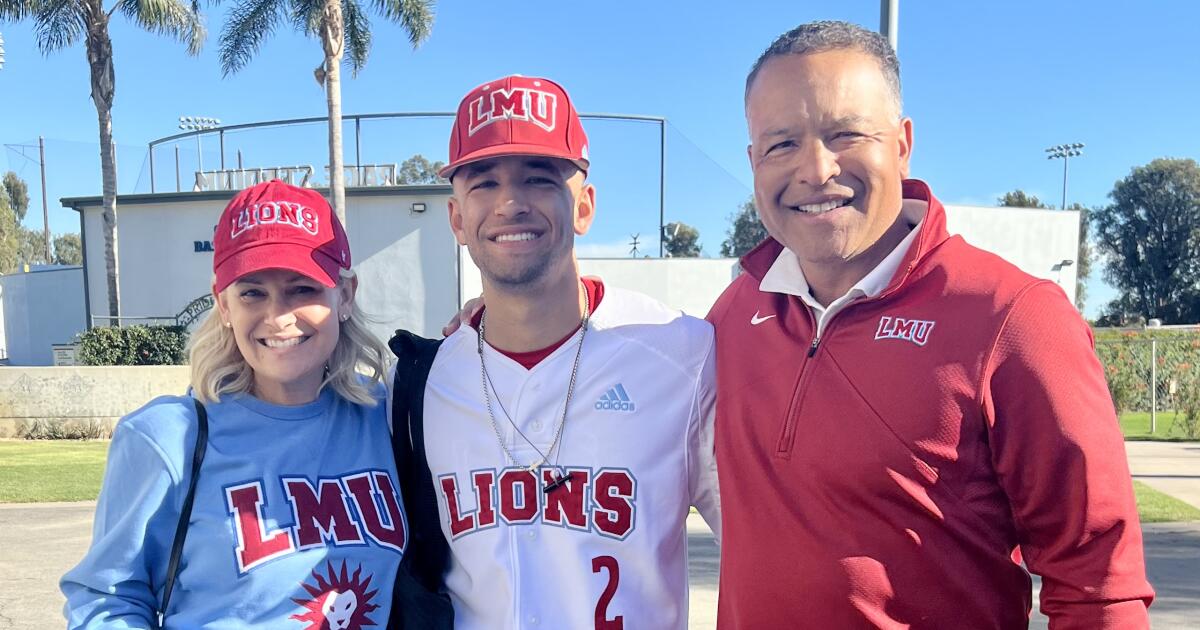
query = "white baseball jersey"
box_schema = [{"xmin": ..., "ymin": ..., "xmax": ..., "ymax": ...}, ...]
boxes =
[{"xmin": 422, "ymin": 285, "xmax": 720, "ymax": 630}]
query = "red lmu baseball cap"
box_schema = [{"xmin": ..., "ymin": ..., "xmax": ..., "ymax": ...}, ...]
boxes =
[
  {"xmin": 440, "ymin": 75, "xmax": 590, "ymax": 180},
  {"xmin": 212, "ymin": 180, "xmax": 351, "ymax": 293}
]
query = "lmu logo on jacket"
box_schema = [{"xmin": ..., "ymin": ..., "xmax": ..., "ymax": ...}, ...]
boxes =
[
  {"xmin": 223, "ymin": 470, "xmax": 406, "ymax": 574},
  {"xmin": 874, "ymin": 316, "xmax": 936, "ymax": 346}
]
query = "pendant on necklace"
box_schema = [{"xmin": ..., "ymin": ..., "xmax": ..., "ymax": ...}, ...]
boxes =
[{"xmin": 544, "ymin": 470, "xmax": 575, "ymax": 494}]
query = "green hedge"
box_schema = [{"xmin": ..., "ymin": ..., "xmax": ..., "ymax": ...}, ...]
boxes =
[{"xmin": 77, "ymin": 325, "xmax": 189, "ymax": 366}]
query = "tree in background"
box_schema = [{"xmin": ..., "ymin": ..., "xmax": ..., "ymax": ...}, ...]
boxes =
[
  {"xmin": 663, "ymin": 221, "xmax": 701, "ymax": 257},
  {"xmin": 396, "ymin": 154, "xmax": 445, "ymax": 185},
  {"xmin": 1068, "ymin": 203, "xmax": 1093, "ymax": 312},
  {"xmin": 17, "ymin": 227, "xmax": 48, "ymax": 266},
  {"xmin": 1092, "ymin": 158, "xmax": 1200, "ymax": 324},
  {"xmin": 0, "ymin": 0, "xmax": 205, "ymax": 320},
  {"xmin": 54, "ymin": 233, "xmax": 83, "ymax": 265},
  {"xmin": 3, "ymin": 171, "xmax": 29, "ymax": 221},
  {"xmin": 996, "ymin": 189, "xmax": 1048, "ymax": 209},
  {"xmin": 220, "ymin": 0, "xmax": 434, "ymax": 224},
  {"xmin": 997, "ymin": 188, "xmax": 1092, "ymax": 311},
  {"xmin": 0, "ymin": 189, "xmax": 17, "ymax": 273},
  {"xmin": 721, "ymin": 197, "xmax": 769, "ymax": 258}
]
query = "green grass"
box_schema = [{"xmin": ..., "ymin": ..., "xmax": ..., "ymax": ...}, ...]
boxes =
[
  {"xmin": 1119, "ymin": 411, "xmax": 1198, "ymax": 441},
  {"xmin": 1133, "ymin": 481, "xmax": 1200, "ymax": 523},
  {"xmin": 0, "ymin": 440, "xmax": 109, "ymax": 503}
]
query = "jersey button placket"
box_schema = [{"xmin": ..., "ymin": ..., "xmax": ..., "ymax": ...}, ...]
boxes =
[{"xmin": 528, "ymin": 380, "xmax": 543, "ymax": 431}]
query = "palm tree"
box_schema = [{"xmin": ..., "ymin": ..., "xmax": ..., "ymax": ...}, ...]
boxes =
[
  {"xmin": 0, "ymin": 0, "xmax": 204, "ymax": 320},
  {"xmin": 220, "ymin": 0, "xmax": 433, "ymax": 224}
]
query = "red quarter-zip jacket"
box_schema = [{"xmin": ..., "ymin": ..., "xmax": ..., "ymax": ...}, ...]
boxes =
[{"xmin": 708, "ymin": 180, "xmax": 1153, "ymax": 629}]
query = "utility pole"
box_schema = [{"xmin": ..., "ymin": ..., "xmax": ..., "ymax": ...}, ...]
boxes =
[
  {"xmin": 880, "ymin": 0, "xmax": 899, "ymax": 51},
  {"xmin": 39, "ymin": 136, "xmax": 51, "ymax": 262}
]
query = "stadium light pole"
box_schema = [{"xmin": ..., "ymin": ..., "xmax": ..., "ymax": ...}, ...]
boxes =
[
  {"xmin": 1046, "ymin": 143, "xmax": 1084, "ymax": 209},
  {"xmin": 178, "ymin": 116, "xmax": 221, "ymax": 173}
]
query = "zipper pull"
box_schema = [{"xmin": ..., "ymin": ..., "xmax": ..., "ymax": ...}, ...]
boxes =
[{"xmin": 807, "ymin": 337, "xmax": 820, "ymax": 357}]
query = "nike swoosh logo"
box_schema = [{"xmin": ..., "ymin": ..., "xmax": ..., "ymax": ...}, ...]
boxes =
[{"xmin": 750, "ymin": 311, "xmax": 776, "ymax": 325}]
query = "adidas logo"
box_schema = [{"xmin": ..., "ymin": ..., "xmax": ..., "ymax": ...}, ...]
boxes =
[{"xmin": 595, "ymin": 384, "xmax": 636, "ymax": 412}]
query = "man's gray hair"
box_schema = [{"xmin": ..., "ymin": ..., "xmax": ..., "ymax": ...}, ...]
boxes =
[{"xmin": 745, "ymin": 21, "xmax": 902, "ymax": 116}]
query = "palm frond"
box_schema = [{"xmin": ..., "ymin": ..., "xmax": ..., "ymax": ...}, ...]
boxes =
[
  {"xmin": 288, "ymin": 0, "xmax": 321, "ymax": 37},
  {"xmin": 0, "ymin": 0, "xmax": 34, "ymax": 21},
  {"xmin": 371, "ymin": 0, "xmax": 431, "ymax": 47},
  {"xmin": 32, "ymin": 0, "xmax": 85, "ymax": 53},
  {"xmin": 342, "ymin": 0, "xmax": 369, "ymax": 74},
  {"xmin": 218, "ymin": 0, "xmax": 285, "ymax": 75},
  {"xmin": 116, "ymin": 0, "xmax": 205, "ymax": 55}
]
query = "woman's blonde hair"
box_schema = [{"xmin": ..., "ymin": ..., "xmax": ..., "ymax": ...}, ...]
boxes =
[{"xmin": 189, "ymin": 272, "xmax": 388, "ymax": 406}]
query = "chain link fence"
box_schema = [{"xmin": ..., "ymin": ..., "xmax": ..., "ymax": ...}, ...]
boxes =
[{"xmin": 1094, "ymin": 326, "xmax": 1200, "ymax": 438}]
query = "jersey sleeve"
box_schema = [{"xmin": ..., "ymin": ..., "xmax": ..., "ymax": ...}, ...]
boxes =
[
  {"xmin": 61, "ymin": 420, "xmax": 185, "ymax": 629},
  {"xmin": 982, "ymin": 281, "xmax": 1153, "ymax": 628},
  {"xmin": 687, "ymin": 325, "xmax": 722, "ymax": 542}
]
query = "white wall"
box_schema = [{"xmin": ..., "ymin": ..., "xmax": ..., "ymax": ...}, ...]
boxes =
[
  {"xmin": 458, "ymin": 252, "xmax": 738, "ymax": 318},
  {"xmin": 340, "ymin": 194, "xmax": 460, "ymax": 341},
  {"xmin": 102, "ymin": 197, "xmax": 229, "ymax": 323},
  {"xmin": 71, "ymin": 192, "xmax": 1081, "ymax": 349},
  {"xmin": 0, "ymin": 267, "xmax": 87, "ymax": 366},
  {"xmin": 944, "ymin": 205, "xmax": 1080, "ymax": 303},
  {"xmin": 0, "ymin": 291, "xmax": 6, "ymax": 362},
  {"xmin": 75, "ymin": 188, "xmax": 457, "ymax": 340}
]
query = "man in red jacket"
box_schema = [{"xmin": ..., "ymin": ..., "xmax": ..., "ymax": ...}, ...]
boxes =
[{"xmin": 709, "ymin": 20, "xmax": 1154, "ymax": 628}]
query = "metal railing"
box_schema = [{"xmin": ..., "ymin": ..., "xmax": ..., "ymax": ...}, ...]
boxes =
[
  {"xmin": 148, "ymin": 111, "xmax": 670, "ymax": 254},
  {"xmin": 90, "ymin": 315, "xmax": 179, "ymax": 327}
]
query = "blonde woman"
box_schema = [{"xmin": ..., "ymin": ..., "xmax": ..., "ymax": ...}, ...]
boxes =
[{"xmin": 62, "ymin": 180, "xmax": 403, "ymax": 628}]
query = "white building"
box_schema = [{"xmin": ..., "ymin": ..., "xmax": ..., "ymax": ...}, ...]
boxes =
[
  {"xmin": 0, "ymin": 265, "xmax": 87, "ymax": 365},
  {"xmin": 61, "ymin": 188, "xmax": 1079, "ymax": 346}
]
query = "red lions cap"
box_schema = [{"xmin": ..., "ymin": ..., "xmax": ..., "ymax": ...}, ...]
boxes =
[
  {"xmin": 440, "ymin": 75, "xmax": 590, "ymax": 180},
  {"xmin": 212, "ymin": 180, "xmax": 351, "ymax": 293}
]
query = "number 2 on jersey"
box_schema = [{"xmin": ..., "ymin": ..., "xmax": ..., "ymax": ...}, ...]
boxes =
[{"xmin": 591, "ymin": 555, "xmax": 624, "ymax": 630}]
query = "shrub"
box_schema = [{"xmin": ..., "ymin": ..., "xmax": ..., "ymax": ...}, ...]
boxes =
[
  {"xmin": 77, "ymin": 325, "xmax": 189, "ymax": 366},
  {"xmin": 18, "ymin": 418, "xmax": 110, "ymax": 440},
  {"xmin": 1169, "ymin": 355, "xmax": 1200, "ymax": 440},
  {"xmin": 1094, "ymin": 329, "xmax": 1200, "ymax": 432}
]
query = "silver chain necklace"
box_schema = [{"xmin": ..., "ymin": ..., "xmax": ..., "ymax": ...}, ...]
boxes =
[{"xmin": 477, "ymin": 286, "xmax": 590, "ymax": 479}]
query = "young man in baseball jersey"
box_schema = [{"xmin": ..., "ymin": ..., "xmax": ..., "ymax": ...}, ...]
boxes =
[{"xmin": 388, "ymin": 75, "xmax": 719, "ymax": 630}]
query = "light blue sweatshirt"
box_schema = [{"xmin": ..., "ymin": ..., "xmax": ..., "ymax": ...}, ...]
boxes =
[{"xmin": 62, "ymin": 386, "xmax": 405, "ymax": 629}]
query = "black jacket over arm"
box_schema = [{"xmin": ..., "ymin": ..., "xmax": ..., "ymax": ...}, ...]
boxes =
[{"xmin": 387, "ymin": 330, "xmax": 453, "ymax": 630}]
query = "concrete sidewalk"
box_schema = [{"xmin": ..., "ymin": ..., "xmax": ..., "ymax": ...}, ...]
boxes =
[
  {"xmin": 1126, "ymin": 440, "xmax": 1200, "ymax": 509},
  {"xmin": 5, "ymin": 505, "xmax": 1192, "ymax": 629},
  {"xmin": 4, "ymin": 441, "xmax": 1197, "ymax": 628},
  {"xmin": 0, "ymin": 502, "xmax": 93, "ymax": 629}
]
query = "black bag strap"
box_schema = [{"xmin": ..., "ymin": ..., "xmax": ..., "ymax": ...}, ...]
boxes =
[
  {"xmin": 158, "ymin": 398, "xmax": 208, "ymax": 625},
  {"xmin": 387, "ymin": 330, "xmax": 452, "ymax": 629}
]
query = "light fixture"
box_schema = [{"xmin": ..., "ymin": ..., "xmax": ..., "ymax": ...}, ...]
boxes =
[
  {"xmin": 1045, "ymin": 142, "xmax": 1085, "ymax": 209},
  {"xmin": 178, "ymin": 116, "xmax": 222, "ymax": 173},
  {"xmin": 411, "ymin": 202, "xmax": 427, "ymax": 213}
]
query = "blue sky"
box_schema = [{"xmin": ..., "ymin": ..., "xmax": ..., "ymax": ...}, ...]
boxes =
[{"xmin": 2, "ymin": 0, "xmax": 1198, "ymax": 317}]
